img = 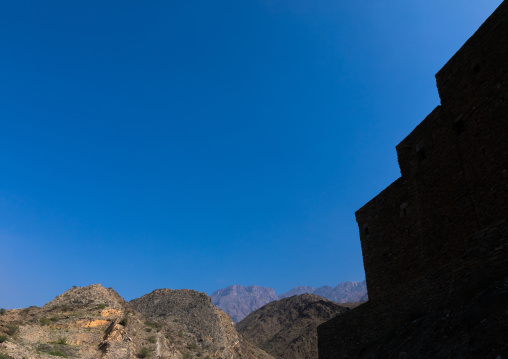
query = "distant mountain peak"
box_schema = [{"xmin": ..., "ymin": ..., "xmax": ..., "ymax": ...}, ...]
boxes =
[
  {"xmin": 211, "ymin": 281, "xmax": 367, "ymax": 322},
  {"xmin": 210, "ymin": 284, "xmax": 279, "ymax": 323}
]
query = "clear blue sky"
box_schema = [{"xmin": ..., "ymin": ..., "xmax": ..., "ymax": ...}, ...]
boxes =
[{"xmin": 0, "ymin": 0, "xmax": 502, "ymax": 308}]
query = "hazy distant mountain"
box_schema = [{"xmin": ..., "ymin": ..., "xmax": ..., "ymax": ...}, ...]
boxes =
[
  {"xmin": 210, "ymin": 284, "xmax": 279, "ymax": 323},
  {"xmin": 237, "ymin": 294, "xmax": 354, "ymax": 359},
  {"xmin": 278, "ymin": 286, "xmax": 315, "ymax": 299},
  {"xmin": 313, "ymin": 280, "xmax": 368, "ymax": 303},
  {"xmin": 279, "ymin": 281, "xmax": 367, "ymax": 302},
  {"xmin": 212, "ymin": 281, "xmax": 367, "ymax": 323}
]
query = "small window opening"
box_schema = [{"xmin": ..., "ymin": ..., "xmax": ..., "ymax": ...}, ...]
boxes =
[
  {"xmin": 415, "ymin": 140, "xmax": 427, "ymax": 164},
  {"xmin": 472, "ymin": 63, "xmax": 481, "ymax": 75},
  {"xmin": 417, "ymin": 148, "xmax": 426, "ymax": 162},
  {"xmin": 400, "ymin": 202, "xmax": 409, "ymax": 217},
  {"xmin": 454, "ymin": 119, "xmax": 465, "ymax": 134}
]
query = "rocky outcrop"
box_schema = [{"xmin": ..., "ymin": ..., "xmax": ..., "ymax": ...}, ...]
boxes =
[
  {"xmin": 0, "ymin": 284, "xmax": 272, "ymax": 359},
  {"xmin": 131, "ymin": 288, "xmax": 273, "ymax": 359},
  {"xmin": 237, "ymin": 294, "xmax": 353, "ymax": 359},
  {"xmin": 44, "ymin": 284, "xmax": 129, "ymax": 310},
  {"xmin": 211, "ymin": 285, "xmax": 279, "ymax": 323},
  {"xmin": 0, "ymin": 284, "xmax": 177, "ymax": 358}
]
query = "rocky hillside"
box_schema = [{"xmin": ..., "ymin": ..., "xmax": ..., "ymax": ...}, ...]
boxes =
[
  {"xmin": 0, "ymin": 284, "xmax": 273, "ymax": 359},
  {"xmin": 130, "ymin": 289, "xmax": 271, "ymax": 359},
  {"xmin": 212, "ymin": 281, "xmax": 367, "ymax": 323},
  {"xmin": 237, "ymin": 294, "xmax": 355, "ymax": 359},
  {"xmin": 210, "ymin": 285, "xmax": 279, "ymax": 323}
]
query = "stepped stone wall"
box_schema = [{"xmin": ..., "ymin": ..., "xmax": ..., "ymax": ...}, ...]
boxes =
[{"xmin": 318, "ymin": 1, "xmax": 508, "ymax": 358}]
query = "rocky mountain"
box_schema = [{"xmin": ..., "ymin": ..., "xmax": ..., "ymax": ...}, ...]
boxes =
[
  {"xmin": 131, "ymin": 288, "xmax": 271, "ymax": 359},
  {"xmin": 0, "ymin": 284, "xmax": 273, "ymax": 359},
  {"xmin": 237, "ymin": 294, "xmax": 356, "ymax": 359},
  {"xmin": 212, "ymin": 281, "xmax": 367, "ymax": 323},
  {"xmin": 210, "ymin": 285, "xmax": 279, "ymax": 323}
]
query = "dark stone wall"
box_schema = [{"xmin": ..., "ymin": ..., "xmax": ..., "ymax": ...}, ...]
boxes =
[
  {"xmin": 318, "ymin": 223, "xmax": 508, "ymax": 358},
  {"xmin": 319, "ymin": 1, "xmax": 508, "ymax": 357}
]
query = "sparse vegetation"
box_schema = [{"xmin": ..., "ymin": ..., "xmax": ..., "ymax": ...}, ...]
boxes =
[
  {"xmin": 40, "ymin": 317, "xmax": 51, "ymax": 326},
  {"xmin": 187, "ymin": 343, "xmax": 197, "ymax": 350},
  {"xmin": 182, "ymin": 352, "xmax": 192, "ymax": 359},
  {"xmin": 97, "ymin": 303, "xmax": 107, "ymax": 310},
  {"xmin": 136, "ymin": 347, "xmax": 151, "ymax": 358},
  {"xmin": 5, "ymin": 325, "xmax": 19, "ymax": 336},
  {"xmin": 50, "ymin": 316, "xmax": 60, "ymax": 322},
  {"xmin": 48, "ymin": 350, "xmax": 68, "ymax": 357},
  {"xmin": 0, "ymin": 308, "xmax": 6, "ymax": 315},
  {"xmin": 57, "ymin": 337, "xmax": 68, "ymax": 345},
  {"xmin": 148, "ymin": 336, "xmax": 156, "ymax": 344},
  {"xmin": 0, "ymin": 353, "xmax": 10, "ymax": 359},
  {"xmin": 144, "ymin": 320, "xmax": 162, "ymax": 330},
  {"xmin": 0, "ymin": 335, "xmax": 8, "ymax": 343},
  {"xmin": 119, "ymin": 317, "xmax": 128, "ymax": 326}
]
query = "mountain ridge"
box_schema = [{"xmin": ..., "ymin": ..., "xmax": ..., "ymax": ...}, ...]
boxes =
[
  {"xmin": 0, "ymin": 284, "xmax": 274, "ymax": 359},
  {"xmin": 237, "ymin": 293, "xmax": 356, "ymax": 359},
  {"xmin": 211, "ymin": 280, "xmax": 367, "ymax": 323}
]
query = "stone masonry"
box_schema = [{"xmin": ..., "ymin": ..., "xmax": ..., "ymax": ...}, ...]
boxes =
[{"xmin": 318, "ymin": 1, "xmax": 508, "ymax": 358}]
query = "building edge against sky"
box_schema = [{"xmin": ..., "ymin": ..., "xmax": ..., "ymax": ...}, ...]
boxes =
[{"xmin": 319, "ymin": 0, "xmax": 508, "ymax": 357}]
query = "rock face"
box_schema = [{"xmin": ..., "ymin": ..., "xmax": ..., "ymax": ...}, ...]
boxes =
[
  {"xmin": 0, "ymin": 284, "xmax": 177, "ymax": 358},
  {"xmin": 237, "ymin": 294, "xmax": 352, "ymax": 359},
  {"xmin": 44, "ymin": 284, "xmax": 128, "ymax": 309},
  {"xmin": 210, "ymin": 285, "xmax": 279, "ymax": 323},
  {"xmin": 130, "ymin": 288, "xmax": 273, "ymax": 359},
  {"xmin": 0, "ymin": 284, "xmax": 273, "ymax": 359}
]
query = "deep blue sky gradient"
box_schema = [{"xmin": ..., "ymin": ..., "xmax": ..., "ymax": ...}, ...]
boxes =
[{"xmin": 0, "ymin": 0, "xmax": 502, "ymax": 308}]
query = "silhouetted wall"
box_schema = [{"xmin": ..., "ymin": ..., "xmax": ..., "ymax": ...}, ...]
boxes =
[{"xmin": 319, "ymin": 1, "xmax": 508, "ymax": 357}]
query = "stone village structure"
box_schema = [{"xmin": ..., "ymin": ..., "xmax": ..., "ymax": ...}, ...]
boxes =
[{"xmin": 318, "ymin": 1, "xmax": 508, "ymax": 357}]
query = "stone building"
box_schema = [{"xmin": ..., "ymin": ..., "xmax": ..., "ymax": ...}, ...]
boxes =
[{"xmin": 318, "ymin": 1, "xmax": 508, "ymax": 357}]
